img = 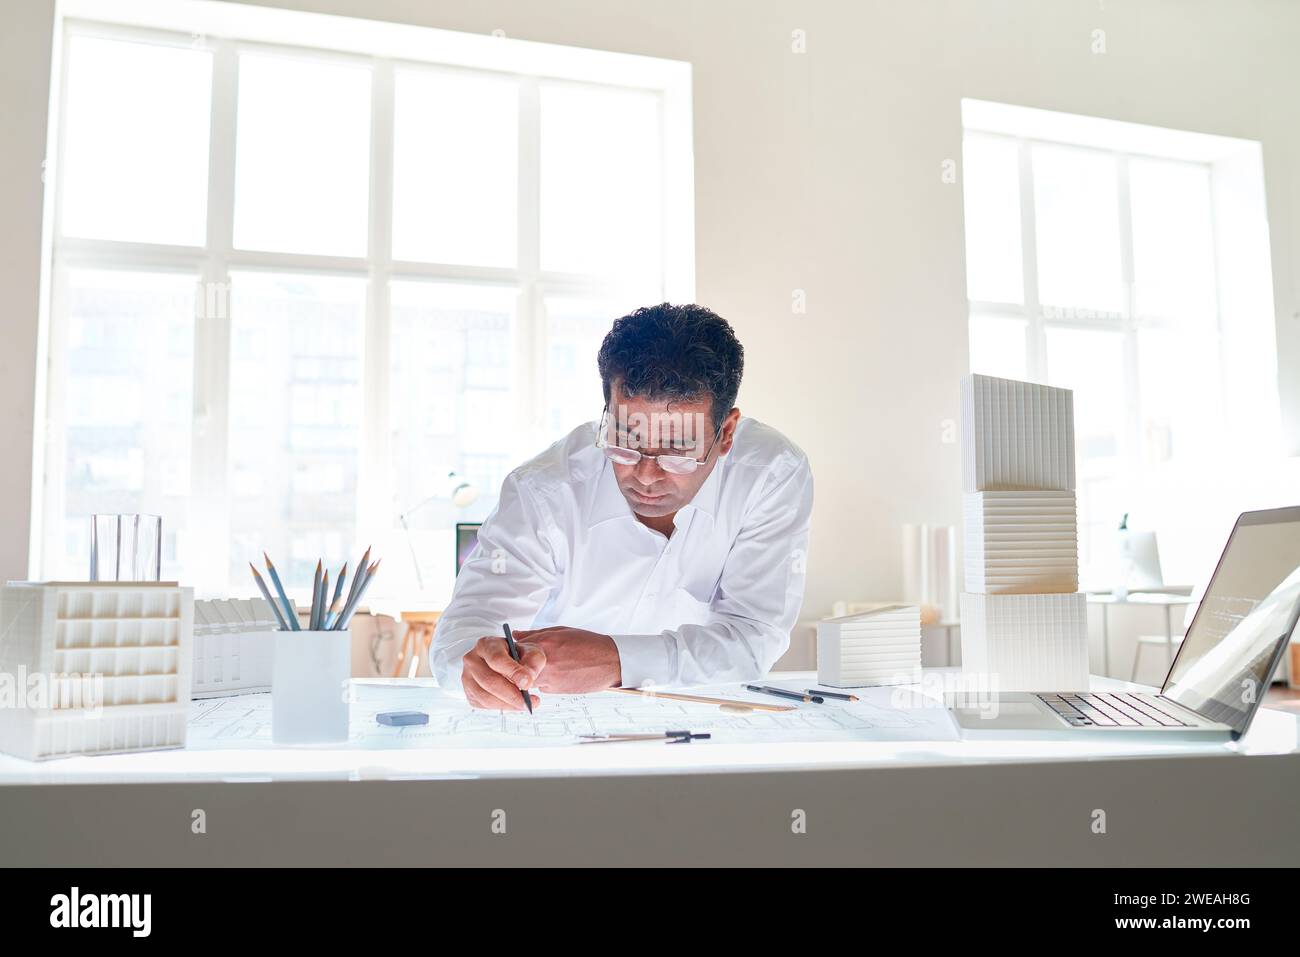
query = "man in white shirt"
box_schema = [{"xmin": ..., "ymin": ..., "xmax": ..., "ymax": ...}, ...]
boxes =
[{"xmin": 432, "ymin": 303, "xmax": 814, "ymax": 709}]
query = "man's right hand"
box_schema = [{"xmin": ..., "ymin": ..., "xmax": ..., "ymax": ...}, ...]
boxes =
[{"xmin": 461, "ymin": 636, "xmax": 546, "ymax": 711}]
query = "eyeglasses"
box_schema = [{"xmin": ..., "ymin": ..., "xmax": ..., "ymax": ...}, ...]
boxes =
[{"xmin": 595, "ymin": 406, "xmax": 721, "ymax": 475}]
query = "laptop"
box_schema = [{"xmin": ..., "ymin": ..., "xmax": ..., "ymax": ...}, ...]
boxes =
[{"xmin": 950, "ymin": 506, "xmax": 1300, "ymax": 741}]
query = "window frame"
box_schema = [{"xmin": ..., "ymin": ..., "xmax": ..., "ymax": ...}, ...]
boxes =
[
  {"xmin": 37, "ymin": 12, "xmax": 695, "ymax": 588},
  {"xmin": 963, "ymin": 128, "xmax": 1232, "ymax": 569}
]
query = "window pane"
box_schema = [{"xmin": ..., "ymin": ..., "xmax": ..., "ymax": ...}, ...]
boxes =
[
  {"xmin": 540, "ymin": 83, "xmax": 662, "ymax": 279},
  {"xmin": 1045, "ymin": 326, "xmax": 1127, "ymax": 576},
  {"xmin": 544, "ymin": 297, "xmax": 622, "ymax": 438},
  {"xmin": 393, "ymin": 69, "xmax": 518, "ymax": 266},
  {"xmin": 50, "ymin": 268, "xmax": 195, "ymax": 580},
  {"xmin": 60, "ymin": 36, "xmax": 212, "ymax": 245},
  {"xmin": 387, "ymin": 281, "xmax": 521, "ymax": 597},
  {"xmin": 228, "ymin": 272, "xmax": 366, "ymax": 589},
  {"xmin": 1137, "ymin": 327, "xmax": 1224, "ymax": 465},
  {"xmin": 234, "ymin": 53, "xmax": 371, "ymax": 256},
  {"xmin": 1129, "ymin": 158, "xmax": 1216, "ymax": 322},
  {"xmin": 1045, "ymin": 326, "xmax": 1125, "ymax": 464},
  {"xmin": 968, "ymin": 313, "xmax": 1028, "ymax": 380},
  {"xmin": 1033, "ymin": 145, "xmax": 1124, "ymax": 314},
  {"xmin": 961, "ymin": 135, "xmax": 1024, "ymax": 303}
]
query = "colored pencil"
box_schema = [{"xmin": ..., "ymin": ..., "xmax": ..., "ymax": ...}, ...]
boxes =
[
  {"xmin": 745, "ymin": 684, "xmax": 824, "ymax": 704},
  {"xmin": 339, "ymin": 546, "xmax": 371, "ymax": 621},
  {"xmin": 249, "ymin": 563, "xmax": 292, "ymax": 631},
  {"xmin": 325, "ymin": 563, "xmax": 348, "ymax": 628},
  {"xmin": 309, "ymin": 561, "xmax": 323, "ymax": 630},
  {"xmin": 263, "ymin": 552, "xmax": 300, "ymax": 630},
  {"xmin": 336, "ymin": 559, "xmax": 380, "ymax": 630}
]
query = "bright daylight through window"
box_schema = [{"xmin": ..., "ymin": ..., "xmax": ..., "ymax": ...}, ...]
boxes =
[
  {"xmin": 961, "ymin": 100, "xmax": 1281, "ymax": 585},
  {"xmin": 42, "ymin": 20, "xmax": 693, "ymax": 603}
]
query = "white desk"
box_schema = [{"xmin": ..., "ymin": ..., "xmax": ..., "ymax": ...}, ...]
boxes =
[{"xmin": 1, "ymin": 670, "xmax": 1297, "ymax": 866}]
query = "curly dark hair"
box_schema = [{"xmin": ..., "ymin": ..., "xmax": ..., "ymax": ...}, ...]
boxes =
[{"xmin": 596, "ymin": 303, "xmax": 744, "ymax": 431}]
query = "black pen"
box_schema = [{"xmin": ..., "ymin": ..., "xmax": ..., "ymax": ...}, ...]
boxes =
[
  {"xmin": 806, "ymin": 688, "xmax": 859, "ymax": 702},
  {"xmin": 501, "ymin": 622, "xmax": 534, "ymax": 714},
  {"xmin": 744, "ymin": 684, "xmax": 824, "ymax": 704}
]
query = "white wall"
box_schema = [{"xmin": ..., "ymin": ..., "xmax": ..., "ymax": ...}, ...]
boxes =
[
  {"xmin": 0, "ymin": 0, "xmax": 55, "ymax": 584},
  {"xmin": 3, "ymin": 0, "xmax": 1298, "ymax": 621}
]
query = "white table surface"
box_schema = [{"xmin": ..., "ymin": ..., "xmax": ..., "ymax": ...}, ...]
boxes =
[{"xmin": 1, "ymin": 669, "xmax": 1296, "ymax": 785}]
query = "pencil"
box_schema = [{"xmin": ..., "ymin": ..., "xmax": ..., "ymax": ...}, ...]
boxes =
[
  {"xmin": 309, "ymin": 561, "xmax": 323, "ymax": 630},
  {"xmin": 336, "ymin": 559, "xmax": 380, "ymax": 630},
  {"xmin": 745, "ymin": 684, "xmax": 824, "ymax": 704},
  {"xmin": 318, "ymin": 569, "xmax": 330, "ymax": 632},
  {"xmin": 501, "ymin": 622, "xmax": 533, "ymax": 714},
  {"xmin": 340, "ymin": 546, "xmax": 371, "ymax": 621},
  {"xmin": 325, "ymin": 563, "xmax": 348, "ymax": 629},
  {"xmin": 610, "ymin": 687, "xmax": 793, "ymax": 713},
  {"xmin": 263, "ymin": 552, "xmax": 300, "ymax": 630},
  {"xmin": 808, "ymin": 688, "xmax": 859, "ymax": 702},
  {"xmin": 249, "ymin": 564, "xmax": 292, "ymax": 631},
  {"xmin": 323, "ymin": 595, "xmax": 344, "ymax": 631}
]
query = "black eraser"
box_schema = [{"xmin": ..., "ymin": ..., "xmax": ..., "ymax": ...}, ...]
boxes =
[{"xmin": 377, "ymin": 711, "xmax": 429, "ymax": 727}]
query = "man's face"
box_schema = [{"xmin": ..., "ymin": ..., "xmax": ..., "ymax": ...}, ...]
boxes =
[{"xmin": 604, "ymin": 382, "xmax": 738, "ymax": 519}]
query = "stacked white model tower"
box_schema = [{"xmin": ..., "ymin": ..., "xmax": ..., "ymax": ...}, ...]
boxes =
[{"xmin": 959, "ymin": 374, "xmax": 1089, "ymax": 691}]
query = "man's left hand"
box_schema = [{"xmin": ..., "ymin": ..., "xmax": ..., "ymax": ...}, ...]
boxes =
[{"xmin": 510, "ymin": 626, "xmax": 622, "ymax": 693}]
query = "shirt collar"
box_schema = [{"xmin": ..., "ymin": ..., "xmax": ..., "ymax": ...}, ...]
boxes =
[{"xmin": 587, "ymin": 452, "xmax": 726, "ymax": 529}]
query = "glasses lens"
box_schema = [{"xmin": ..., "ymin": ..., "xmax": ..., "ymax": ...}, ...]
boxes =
[
  {"xmin": 657, "ymin": 455, "xmax": 699, "ymax": 475},
  {"xmin": 603, "ymin": 446, "xmax": 641, "ymax": 466}
]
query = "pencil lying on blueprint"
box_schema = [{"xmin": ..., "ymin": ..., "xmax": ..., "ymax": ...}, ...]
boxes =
[
  {"xmin": 579, "ymin": 731, "xmax": 712, "ymax": 744},
  {"xmin": 745, "ymin": 685, "xmax": 825, "ymax": 704},
  {"xmin": 611, "ymin": 687, "xmax": 794, "ymax": 713},
  {"xmin": 807, "ymin": 688, "xmax": 858, "ymax": 702}
]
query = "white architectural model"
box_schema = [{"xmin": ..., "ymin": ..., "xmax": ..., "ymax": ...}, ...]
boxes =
[
  {"xmin": 960, "ymin": 374, "xmax": 1088, "ymax": 691},
  {"xmin": 0, "ymin": 581, "xmax": 193, "ymax": 760},
  {"xmin": 816, "ymin": 604, "xmax": 922, "ymax": 688}
]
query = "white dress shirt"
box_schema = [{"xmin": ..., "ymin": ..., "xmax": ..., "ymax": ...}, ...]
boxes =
[{"xmin": 431, "ymin": 416, "xmax": 814, "ymax": 690}]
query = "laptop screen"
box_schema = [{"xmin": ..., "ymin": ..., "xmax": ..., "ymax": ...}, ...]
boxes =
[{"xmin": 1162, "ymin": 507, "xmax": 1300, "ymax": 734}]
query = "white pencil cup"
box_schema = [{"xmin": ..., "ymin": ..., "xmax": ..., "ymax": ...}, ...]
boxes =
[{"xmin": 272, "ymin": 630, "xmax": 352, "ymax": 745}]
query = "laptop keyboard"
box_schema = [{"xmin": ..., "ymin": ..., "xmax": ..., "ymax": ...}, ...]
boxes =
[{"xmin": 1035, "ymin": 692, "xmax": 1192, "ymax": 728}]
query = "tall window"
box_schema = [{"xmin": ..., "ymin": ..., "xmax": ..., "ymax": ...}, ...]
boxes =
[
  {"xmin": 41, "ymin": 12, "xmax": 693, "ymax": 600},
  {"xmin": 961, "ymin": 100, "xmax": 1279, "ymax": 583}
]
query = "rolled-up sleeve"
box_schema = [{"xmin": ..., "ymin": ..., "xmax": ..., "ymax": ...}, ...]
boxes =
[
  {"xmin": 613, "ymin": 454, "xmax": 814, "ymax": 688},
  {"xmin": 431, "ymin": 472, "xmax": 559, "ymax": 690}
]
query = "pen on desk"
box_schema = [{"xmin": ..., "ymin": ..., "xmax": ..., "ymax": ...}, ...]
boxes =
[
  {"xmin": 744, "ymin": 684, "xmax": 824, "ymax": 704},
  {"xmin": 807, "ymin": 688, "xmax": 858, "ymax": 702},
  {"xmin": 501, "ymin": 622, "xmax": 534, "ymax": 715},
  {"xmin": 263, "ymin": 552, "xmax": 300, "ymax": 630},
  {"xmin": 249, "ymin": 563, "xmax": 292, "ymax": 632}
]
